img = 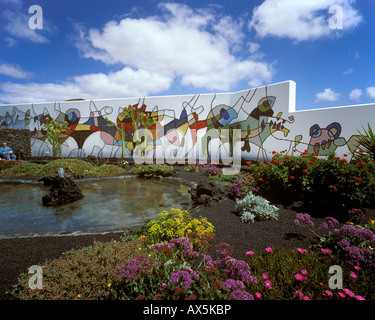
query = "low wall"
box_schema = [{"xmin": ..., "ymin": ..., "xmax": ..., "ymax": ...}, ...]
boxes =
[
  {"xmin": 0, "ymin": 129, "xmax": 31, "ymax": 159},
  {"xmin": 0, "ymin": 80, "xmax": 374, "ymax": 163}
]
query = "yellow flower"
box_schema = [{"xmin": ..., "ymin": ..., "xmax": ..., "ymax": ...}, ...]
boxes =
[
  {"xmin": 107, "ymin": 283, "xmax": 111, "ymax": 288},
  {"xmin": 196, "ymin": 225, "xmax": 205, "ymax": 233},
  {"xmin": 370, "ymin": 219, "xmax": 375, "ymax": 225},
  {"xmin": 205, "ymin": 227, "xmax": 214, "ymax": 234}
]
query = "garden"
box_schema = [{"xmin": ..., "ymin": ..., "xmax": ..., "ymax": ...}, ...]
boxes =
[{"xmin": 1, "ymin": 133, "xmax": 375, "ymax": 300}]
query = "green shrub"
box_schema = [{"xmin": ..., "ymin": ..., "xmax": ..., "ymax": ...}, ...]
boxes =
[
  {"xmin": 139, "ymin": 208, "xmax": 215, "ymax": 244},
  {"xmin": 354, "ymin": 123, "xmax": 375, "ymax": 161},
  {"xmin": 246, "ymin": 247, "xmax": 374, "ymax": 300},
  {"xmin": 235, "ymin": 192, "xmax": 279, "ymax": 223},
  {"xmin": 199, "ymin": 163, "xmax": 222, "ymax": 176},
  {"xmin": 11, "ymin": 239, "xmax": 142, "ymax": 300},
  {"xmin": 183, "ymin": 164, "xmax": 199, "ymax": 172},
  {"xmin": 247, "ymin": 150, "xmax": 375, "ymax": 209},
  {"xmin": 91, "ymin": 164, "xmax": 126, "ymax": 177},
  {"xmin": 294, "ymin": 213, "xmax": 375, "ymax": 272},
  {"xmin": 0, "ymin": 161, "xmax": 43, "ymax": 177},
  {"xmin": 0, "ymin": 159, "xmax": 126, "ymax": 178},
  {"xmin": 129, "ymin": 164, "xmax": 176, "ymax": 179},
  {"xmin": 0, "ymin": 159, "xmax": 27, "ymax": 171}
]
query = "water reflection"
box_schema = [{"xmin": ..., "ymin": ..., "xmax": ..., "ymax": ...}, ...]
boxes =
[{"xmin": 0, "ymin": 178, "xmax": 192, "ymax": 238}]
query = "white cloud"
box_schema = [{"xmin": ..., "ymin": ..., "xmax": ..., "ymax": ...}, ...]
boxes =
[
  {"xmin": 2, "ymin": 6, "xmax": 57, "ymax": 44},
  {"xmin": 343, "ymin": 68, "xmax": 354, "ymax": 75},
  {"xmin": 0, "ymin": 63, "xmax": 33, "ymax": 79},
  {"xmin": 3, "ymin": 10, "xmax": 49, "ymax": 43},
  {"xmin": 0, "ymin": 67, "xmax": 172, "ymax": 104},
  {"xmin": 315, "ymin": 88, "xmax": 341, "ymax": 103},
  {"xmin": 248, "ymin": 42, "xmax": 261, "ymax": 54},
  {"xmin": 75, "ymin": 2, "xmax": 273, "ymax": 91},
  {"xmin": 349, "ymin": 88, "xmax": 362, "ymax": 101},
  {"xmin": 0, "ymin": 2, "xmax": 275, "ymax": 104},
  {"xmin": 366, "ymin": 87, "xmax": 375, "ymax": 99},
  {"xmin": 249, "ymin": 0, "xmax": 363, "ymax": 41}
]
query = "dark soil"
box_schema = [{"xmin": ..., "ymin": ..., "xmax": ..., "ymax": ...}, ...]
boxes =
[{"xmin": 1, "ymin": 166, "xmax": 374, "ymax": 300}]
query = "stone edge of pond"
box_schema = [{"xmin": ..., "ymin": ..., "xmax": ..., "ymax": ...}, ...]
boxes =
[{"xmin": 0, "ymin": 174, "xmax": 199, "ymax": 188}]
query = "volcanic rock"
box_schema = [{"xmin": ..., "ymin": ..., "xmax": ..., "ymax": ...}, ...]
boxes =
[{"xmin": 41, "ymin": 176, "xmax": 83, "ymax": 206}]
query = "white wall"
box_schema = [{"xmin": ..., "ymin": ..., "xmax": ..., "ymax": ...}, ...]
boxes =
[{"xmin": 0, "ymin": 80, "xmax": 374, "ymax": 162}]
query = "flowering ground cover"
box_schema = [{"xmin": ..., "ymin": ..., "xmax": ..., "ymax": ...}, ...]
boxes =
[{"xmin": 1, "ymin": 150, "xmax": 375, "ymax": 300}]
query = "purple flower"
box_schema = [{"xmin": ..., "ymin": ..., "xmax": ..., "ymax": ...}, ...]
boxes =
[
  {"xmin": 170, "ymin": 237, "xmax": 194, "ymax": 256},
  {"xmin": 337, "ymin": 238, "xmax": 350, "ymax": 248},
  {"xmin": 222, "ymin": 279, "xmax": 245, "ymax": 291},
  {"xmin": 230, "ymin": 290, "xmax": 254, "ymax": 300},
  {"xmin": 170, "ymin": 268, "xmax": 199, "ymax": 290},
  {"xmin": 320, "ymin": 222, "xmax": 328, "ymax": 229},
  {"xmin": 295, "ymin": 213, "xmax": 314, "ymax": 227},
  {"xmin": 325, "ymin": 217, "xmax": 339, "ymax": 228},
  {"xmin": 222, "ymin": 256, "xmax": 257, "ymax": 283},
  {"xmin": 215, "ymin": 242, "xmax": 233, "ymax": 258},
  {"xmin": 117, "ymin": 255, "xmax": 151, "ymax": 281}
]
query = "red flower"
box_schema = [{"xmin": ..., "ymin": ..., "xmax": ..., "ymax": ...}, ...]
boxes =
[
  {"xmin": 333, "ymin": 187, "xmax": 338, "ymax": 191},
  {"xmin": 309, "ymin": 161, "xmax": 314, "ymax": 165},
  {"xmin": 354, "ymin": 177, "xmax": 362, "ymax": 183},
  {"xmin": 303, "ymin": 169, "xmax": 308, "ymax": 174},
  {"xmin": 285, "ymin": 155, "xmax": 291, "ymax": 159},
  {"xmin": 359, "ymin": 162, "xmax": 365, "ymax": 167},
  {"xmin": 343, "ymin": 154, "xmax": 348, "ymax": 157},
  {"xmin": 259, "ymin": 178, "xmax": 263, "ymax": 182},
  {"xmin": 272, "ymin": 151, "xmax": 277, "ymax": 154},
  {"xmin": 359, "ymin": 149, "xmax": 365, "ymax": 153},
  {"xmin": 273, "ymin": 159, "xmax": 278, "ymax": 164},
  {"xmin": 246, "ymin": 161, "xmax": 252, "ymax": 165},
  {"xmin": 290, "ymin": 176, "xmax": 295, "ymax": 179}
]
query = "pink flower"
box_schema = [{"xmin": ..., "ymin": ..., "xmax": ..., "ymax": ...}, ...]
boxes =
[
  {"xmin": 255, "ymin": 292, "xmax": 262, "ymax": 299},
  {"xmin": 265, "ymin": 247, "xmax": 272, "ymax": 253},
  {"xmin": 343, "ymin": 288, "xmax": 355, "ymax": 298},
  {"xmin": 297, "ymin": 248, "xmax": 307, "ymax": 255},
  {"xmin": 301, "ymin": 269, "xmax": 308, "ymax": 276},
  {"xmin": 294, "ymin": 273, "xmax": 307, "ymax": 281},
  {"xmin": 245, "ymin": 251, "xmax": 254, "ymax": 256},
  {"xmin": 303, "ymin": 296, "xmax": 310, "ymax": 300},
  {"xmin": 354, "ymin": 266, "xmax": 360, "ymax": 271},
  {"xmin": 325, "ymin": 290, "xmax": 333, "ymax": 296},
  {"xmin": 295, "ymin": 290, "xmax": 304, "ymax": 299},
  {"xmin": 264, "ymin": 280, "xmax": 272, "ymax": 290},
  {"xmin": 338, "ymin": 292, "xmax": 346, "ymax": 298},
  {"xmin": 321, "ymin": 248, "xmax": 332, "ymax": 255},
  {"xmin": 350, "ymin": 271, "xmax": 357, "ymax": 279},
  {"xmin": 261, "ymin": 274, "xmax": 268, "ymax": 280},
  {"xmin": 356, "ymin": 295, "xmax": 365, "ymax": 300}
]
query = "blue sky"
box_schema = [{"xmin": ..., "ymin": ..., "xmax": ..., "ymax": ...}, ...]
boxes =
[{"xmin": 0, "ymin": 0, "xmax": 374, "ymax": 110}]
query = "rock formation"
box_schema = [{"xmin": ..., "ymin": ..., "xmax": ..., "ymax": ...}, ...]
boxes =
[
  {"xmin": 188, "ymin": 179, "xmax": 234, "ymax": 207},
  {"xmin": 40, "ymin": 175, "xmax": 83, "ymax": 206}
]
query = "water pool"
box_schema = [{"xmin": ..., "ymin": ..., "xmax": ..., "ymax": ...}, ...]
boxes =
[{"xmin": 0, "ymin": 178, "xmax": 192, "ymax": 238}]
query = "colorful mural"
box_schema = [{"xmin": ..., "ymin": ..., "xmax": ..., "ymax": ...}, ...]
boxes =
[{"xmin": 0, "ymin": 81, "xmax": 373, "ymax": 162}]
